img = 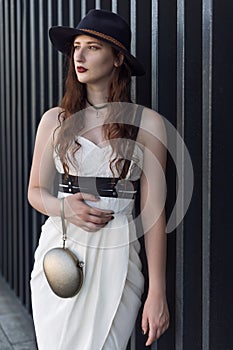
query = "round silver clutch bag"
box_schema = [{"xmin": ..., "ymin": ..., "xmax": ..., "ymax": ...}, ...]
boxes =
[
  {"xmin": 43, "ymin": 198, "xmax": 84, "ymax": 298},
  {"xmin": 43, "ymin": 247, "xmax": 84, "ymax": 298}
]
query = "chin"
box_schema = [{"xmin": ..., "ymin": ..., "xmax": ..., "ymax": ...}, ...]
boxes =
[{"xmin": 76, "ymin": 75, "xmax": 89, "ymax": 84}]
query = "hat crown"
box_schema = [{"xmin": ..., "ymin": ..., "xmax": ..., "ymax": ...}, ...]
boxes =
[
  {"xmin": 49, "ymin": 9, "xmax": 145, "ymax": 75},
  {"xmin": 76, "ymin": 9, "xmax": 131, "ymax": 51}
]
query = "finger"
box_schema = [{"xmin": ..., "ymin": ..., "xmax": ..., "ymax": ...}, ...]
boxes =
[
  {"xmin": 145, "ymin": 324, "xmax": 157, "ymax": 346},
  {"xmin": 160, "ymin": 326, "xmax": 167, "ymax": 337},
  {"xmin": 141, "ymin": 317, "xmax": 148, "ymax": 336},
  {"xmin": 74, "ymin": 192, "xmax": 100, "ymax": 201},
  {"xmin": 88, "ymin": 215, "xmax": 114, "ymax": 225},
  {"xmin": 76, "ymin": 197, "xmax": 114, "ymax": 217},
  {"xmin": 89, "ymin": 207, "xmax": 114, "ymax": 217},
  {"xmin": 163, "ymin": 319, "xmax": 170, "ymax": 333},
  {"xmin": 73, "ymin": 198, "xmax": 114, "ymax": 218},
  {"xmin": 155, "ymin": 327, "xmax": 162, "ymax": 340},
  {"xmin": 82, "ymin": 222, "xmax": 105, "ymax": 232},
  {"xmin": 100, "ymin": 211, "xmax": 115, "ymax": 217}
]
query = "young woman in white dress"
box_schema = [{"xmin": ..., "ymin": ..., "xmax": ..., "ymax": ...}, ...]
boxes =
[{"xmin": 28, "ymin": 9, "xmax": 169, "ymax": 350}]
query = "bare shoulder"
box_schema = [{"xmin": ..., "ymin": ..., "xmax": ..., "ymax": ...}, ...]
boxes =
[
  {"xmin": 39, "ymin": 106, "xmax": 62, "ymax": 130},
  {"xmin": 34, "ymin": 106, "xmax": 63, "ymax": 147},
  {"xmin": 138, "ymin": 107, "xmax": 167, "ymax": 147}
]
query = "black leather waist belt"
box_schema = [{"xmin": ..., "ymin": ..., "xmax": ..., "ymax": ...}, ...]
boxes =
[{"xmin": 59, "ymin": 174, "xmax": 140, "ymax": 199}]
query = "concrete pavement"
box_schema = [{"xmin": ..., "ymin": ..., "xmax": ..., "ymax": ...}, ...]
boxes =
[{"xmin": 0, "ymin": 275, "xmax": 37, "ymax": 350}]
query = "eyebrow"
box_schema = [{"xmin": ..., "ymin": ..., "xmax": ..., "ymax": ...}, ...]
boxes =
[{"xmin": 73, "ymin": 40, "xmax": 103, "ymax": 46}]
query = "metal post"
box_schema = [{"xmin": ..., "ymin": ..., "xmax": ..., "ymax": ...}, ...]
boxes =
[
  {"xmin": 202, "ymin": 0, "xmax": 213, "ymax": 349},
  {"xmin": 176, "ymin": 0, "xmax": 185, "ymax": 349},
  {"xmin": 151, "ymin": 0, "xmax": 159, "ymax": 110},
  {"xmin": 130, "ymin": 0, "xmax": 136, "ymax": 103}
]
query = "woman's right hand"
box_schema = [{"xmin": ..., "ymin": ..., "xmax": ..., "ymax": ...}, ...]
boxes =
[{"xmin": 63, "ymin": 193, "xmax": 114, "ymax": 232}]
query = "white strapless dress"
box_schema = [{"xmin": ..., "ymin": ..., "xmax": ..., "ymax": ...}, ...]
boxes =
[{"xmin": 30, "ymin": 136, "xmax": 145, "ymax": 350}]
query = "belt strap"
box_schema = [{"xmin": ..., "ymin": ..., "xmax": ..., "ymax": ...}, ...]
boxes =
[
  {"xmin": 59, "ymin": 174, "xmax": 139, "ymax": 199},
  {"xmin": 120, "ymin": 105, "xmax": 143, "ymax": 179}
]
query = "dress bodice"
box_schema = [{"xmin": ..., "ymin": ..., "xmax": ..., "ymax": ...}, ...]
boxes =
[
  {"xmin": 53, "ymin": 136, "xmax": 144, "ymax": 218},
  {"xmin": 54, "ymin": 135, "xmax": 144, "ymax": 180}
]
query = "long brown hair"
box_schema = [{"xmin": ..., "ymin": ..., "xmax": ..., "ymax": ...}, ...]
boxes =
[{"xmin": 54, "ymin": 46, "xmax": 136, "ymax": 178}]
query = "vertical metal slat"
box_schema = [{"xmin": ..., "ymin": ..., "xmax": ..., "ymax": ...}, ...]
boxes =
[
  {"xmin": 81, "ymin": 0, "xmax": 86, "ymax": 18},
  {"xmin": 130, "ymin": 0, "xmax": 136, "ymax": 103},
  {"xmin": 39, "ymin": 0, "xmax": 45, "ymax": 114},
  {"xmin": 150, "ymin": 0, "xmax": 159, "ymax": 335},
  {"xmin": 57, "ymin": 0, "xmax": 63, "ymax": 102},
  {"xmin": 151, "ymin": 0, "xmax": 159, "ymax": 110},
  {"xmin": 4, "ymin": 0, "xmax": 13, "ymax": 285},
  {"xmin": 30, "ymin": 0, "xmax": 39, "ymax": 252},
  {"xmin": 48, "ymin": 0, "xmax": 54, "ymax": 108},
  {"xmin": 176, "ymin": 0, "xmax": 185, "ymax": 349},
  {"xmin": 202, "ymin": 0, "xmax": 213, "ymax": 349},
  {"xmin": 10, "ymin": 0, "xmax": 18, "ymax": 294},
  {"xmin": 0, "ymin": 0, "xmax": 7, "ymax": 277},
  {"xmin": 111, "ymin": 0, "xmax": 117, "ymax": 13},
  {"xmin": 16, "ymin": 0, "xmax": 24, "ymax": 303},
  {"xmin": 22, "ymin": 0, "xmax": 30, "ymax": 308},
  {"xmin": 69, "ymin": 0, "xmax": 75, "ymax": 27},
  {"xmin": 95, "ymin": 0, "xmax": 101, "ymax": 9}
]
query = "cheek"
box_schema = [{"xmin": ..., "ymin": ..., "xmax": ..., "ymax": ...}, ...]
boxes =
[{"xmin": 94, "ymin": 55, "xmax": 115, "ymax": 73}]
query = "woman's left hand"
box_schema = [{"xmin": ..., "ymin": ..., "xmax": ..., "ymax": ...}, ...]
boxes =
[{"xmin": 141, "ymin": 291, "xmax": 170, "ymax": 346}]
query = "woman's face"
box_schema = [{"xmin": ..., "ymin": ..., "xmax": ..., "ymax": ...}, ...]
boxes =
[{"xmin": 73, "ymin": 35, "xmax": 122, "ymax": 86}]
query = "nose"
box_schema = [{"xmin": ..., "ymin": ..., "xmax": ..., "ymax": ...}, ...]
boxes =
[{"xmin": 73, "ymin": 47, "xmax": 85, "ymax": 62}]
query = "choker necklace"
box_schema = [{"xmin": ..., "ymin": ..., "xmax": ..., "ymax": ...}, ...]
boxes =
[{"xmin": 86, "ymin": 99, "xmax": 108, "ymax": 118}]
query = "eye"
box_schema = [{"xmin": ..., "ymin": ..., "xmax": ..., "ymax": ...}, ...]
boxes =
[
  {"xmin": 74, "ymin": 45, "xmax": 80, "ymax": 51},
  {"xmin": 88, "ymin": 45, "xmax": 99, "ymax": 50}
]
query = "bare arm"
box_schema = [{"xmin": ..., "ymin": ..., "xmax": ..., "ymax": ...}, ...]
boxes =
[
  {"xmin": 28, "ymin": 107, "xmax": 62, "ymax": 216},
  {"xmin": 138, "ymin": 108, "xmax": 169, "ymax": 345},
  {"xmin": 27, "ymin": 107, "xmax": 114, "ymax": 231}
]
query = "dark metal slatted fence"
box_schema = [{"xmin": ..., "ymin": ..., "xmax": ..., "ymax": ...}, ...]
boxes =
[{"xmin": 1, "ymin": 1, "xmax": 232, "ymax": 349}]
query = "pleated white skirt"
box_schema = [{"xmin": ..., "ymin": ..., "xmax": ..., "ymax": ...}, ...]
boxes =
[{"xmin": 30, "ymin": 214, "xmax": 144, "ymax": 350}]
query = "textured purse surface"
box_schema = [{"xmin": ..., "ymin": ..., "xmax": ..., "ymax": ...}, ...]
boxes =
[{"xmin": 43, "ymin": 247, "xmax": 83, "ymax": 298}]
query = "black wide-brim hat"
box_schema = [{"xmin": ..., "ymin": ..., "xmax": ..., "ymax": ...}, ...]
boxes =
[{"xmin": 49, "ymin": 9, "xmax": 145, "ymax": 76}]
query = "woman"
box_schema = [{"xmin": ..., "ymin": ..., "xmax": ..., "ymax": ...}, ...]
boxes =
[{"xmin": 28, "ymin": 9, "xmax": 169, "ymax": 350}]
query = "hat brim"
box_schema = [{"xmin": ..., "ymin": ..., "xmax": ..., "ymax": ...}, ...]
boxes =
[{"xmin": 49, "ymin": 26, "xmax": 145, "ymax": 76}]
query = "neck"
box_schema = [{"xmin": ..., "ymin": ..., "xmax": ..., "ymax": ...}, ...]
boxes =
[{"xmin": 86, "ymin": 84, "xmax": 109, "ymax": 105}]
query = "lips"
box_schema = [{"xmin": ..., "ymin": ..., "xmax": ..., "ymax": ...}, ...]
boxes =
[{"xmin": 77, "ymin": 66, "xmax": 88, "ymax": 73}]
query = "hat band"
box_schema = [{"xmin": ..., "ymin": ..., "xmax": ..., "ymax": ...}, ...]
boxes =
[{"xmin": 79, "ymin": 28, "xmax": 127, "ymax": 51}]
